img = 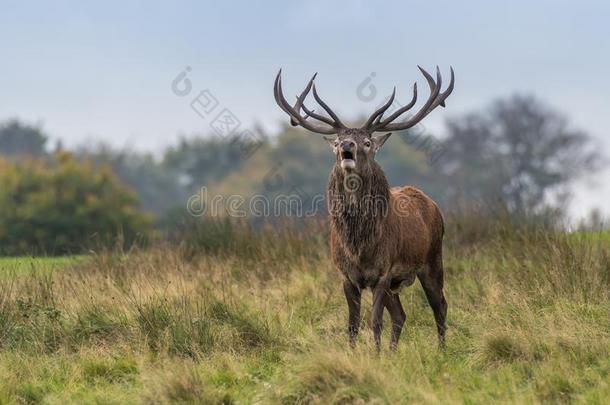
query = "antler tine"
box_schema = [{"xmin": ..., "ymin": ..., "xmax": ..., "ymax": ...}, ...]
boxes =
[
  {"xmin": 273, "ymin": 70, "xmax": 340, "ymax": 135},
  {"xmin": 273, "ymin": 71, "xmax": 295, "ymax": 116},
  {"xmin": 431, "ymin": 66, "xmax": 454, "ymax": 109},
  {"xmin": 292, "ymin": 74, "xmax": 342, "ymax": 127},
  {"xmin": 412, "ymin": 65, "xmax": 443, "ymax": 115},
  {"xmin": 289, "ymin": 73, "xmax": 317, "ymax": 126},
  {"xmin": 361, "ymin": 87, "xmax": 396, "ymax": 129},
  {"xmin": 299, "ymin": 102, "xmax": 336, "ymax": 126},
  {"xmin": 274, "ymin": 72, "xmax": 306, "ymax": 123},
  {"xmin": 371, "ymin": 82, "xmax": 418, "ymax": 130},
  {"xmin": 278, "ymin": 74, "xmax": 336, "ymax": 134},
  {"xmin": 312, "ymin": 84, "xmax": 345, "ymax": 128},
  {"xmin": 372, "ymin": 66, "xmax": 454, "ymax": 132}
]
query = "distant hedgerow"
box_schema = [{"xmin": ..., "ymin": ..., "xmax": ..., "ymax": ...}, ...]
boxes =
[{"xmin": 0, "ymin": 151, "xmax": 151, "ymax": 255}]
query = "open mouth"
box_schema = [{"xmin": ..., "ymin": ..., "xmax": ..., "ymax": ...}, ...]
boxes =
[
  {"xmin": 341, "ymin": 151, "xmax": 354, "ymax": 160},
  {"xmin": 340, "ymin": 150, "xmax": 356, "ymax": 170}
]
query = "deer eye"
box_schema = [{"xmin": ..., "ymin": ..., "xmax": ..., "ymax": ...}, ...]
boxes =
[{"xmin": 364, "ymin": 140, "xmax": 371, "ymax": 148}]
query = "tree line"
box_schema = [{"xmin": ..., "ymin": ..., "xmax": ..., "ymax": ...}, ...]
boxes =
[{"xmin": 0, "ymin": 94, "xmax": 604, "ymax": 254}]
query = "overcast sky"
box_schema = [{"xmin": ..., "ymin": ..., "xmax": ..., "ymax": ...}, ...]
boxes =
[{"xmin": 1, "ymin": 0, "xmax": 608, "ymax": 221}]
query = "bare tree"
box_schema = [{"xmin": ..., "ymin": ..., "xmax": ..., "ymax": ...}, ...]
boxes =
[{"xmin": 439, "ymin": 95, "xmax": 603, "ymax": 215}]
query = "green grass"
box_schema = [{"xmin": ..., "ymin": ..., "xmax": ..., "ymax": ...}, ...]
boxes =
[
  {"xmin": 0, "ymin": 256, "xmax": 87, "ymax": 277},
  {"xmin": 0, "ymin": 228, "xmax": 608, "ymax": 403},
  {"xmin": 569, "ymin": 229, "xmax": 610, "ymax": 244}
]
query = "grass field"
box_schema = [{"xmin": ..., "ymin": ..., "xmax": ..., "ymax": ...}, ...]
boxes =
[{"xmin": 0, "ymin": 226, "xmax": 608, "ymax": 404}]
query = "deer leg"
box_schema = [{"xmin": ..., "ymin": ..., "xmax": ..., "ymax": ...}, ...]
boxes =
[
  {"xmin": 343, "ymin": 279, "xmax": 361, "ymax": 347},
  {"xmin": 371, "ymin": 276, "xmax": 391, "ymax": 353},
  {"xmin": 418, "ymin": 258, "xmax": 447, "ymax": 349},
  {"xmin": 384, "ymin": 293, "xmax": 406, "ymax": 351}
]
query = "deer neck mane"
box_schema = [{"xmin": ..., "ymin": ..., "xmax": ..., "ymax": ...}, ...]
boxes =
[{"xmin": 327, "ymin": 162, "xmax": 391, "ymax": 256}]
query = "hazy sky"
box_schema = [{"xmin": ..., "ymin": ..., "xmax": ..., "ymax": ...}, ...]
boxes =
[{"xmin": 1, "ymin": 0, "xmax": 608, "ymax": 221}]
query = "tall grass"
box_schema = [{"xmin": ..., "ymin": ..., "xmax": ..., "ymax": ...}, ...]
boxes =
[{"xmin": 0, "ymin": 216, "xmax": 608, "ymax": 403}]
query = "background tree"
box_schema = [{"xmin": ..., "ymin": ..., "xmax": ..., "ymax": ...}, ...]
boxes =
[
  {"xmin": 0, "ymin": 152, "xmax": 151, "ymax": 255},
  {"xmin": 438, "ymin": 95, "xmax": 602, "ymax": 215},
  {"xmin": 163, "ymin": 134, "xmax": 266, "ymax": 192},
  {"xmin": 76, "ymin": 143, "xmax": 187, "ymax": 216},
  {"xmin": 0, "ymin": 119, "xmax": 48, "ymax": 156}
]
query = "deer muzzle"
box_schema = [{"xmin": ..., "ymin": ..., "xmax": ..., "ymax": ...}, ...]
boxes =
[{"xmin": 340, "ymin": 141, "xmax": 356, "ymax": 171}]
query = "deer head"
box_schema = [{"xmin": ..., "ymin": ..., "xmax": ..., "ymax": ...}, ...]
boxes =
[{"xmin": 273, "ymin": 67, "xmax": 455, "ymax": 174}]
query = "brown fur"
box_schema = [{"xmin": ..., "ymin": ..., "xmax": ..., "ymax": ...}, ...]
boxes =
[{"xmin": 326, "ymin": 129, "xmax": 448, "ymax": 350}]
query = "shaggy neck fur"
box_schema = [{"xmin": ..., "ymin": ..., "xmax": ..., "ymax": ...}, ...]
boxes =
[{"xmin": 327, "ymin": 162, "xmax": 391, "ymax": 257}]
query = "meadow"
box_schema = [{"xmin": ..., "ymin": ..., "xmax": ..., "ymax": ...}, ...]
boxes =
[{"xmin": 0, "ymin": 221, "xmax": 608, "ymax": 404}]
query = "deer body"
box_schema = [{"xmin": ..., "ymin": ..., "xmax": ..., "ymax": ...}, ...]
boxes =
[
  {"xmin": 273, "ymin": 66, "xmax": 454, "ymax": 350},
  {"xmin": 329, "ymin": 171, "xmax": 443, "ymax": 290},
  {"xmin": 328, "ymin": 155, "xmax": 447, "ymax": 349}
]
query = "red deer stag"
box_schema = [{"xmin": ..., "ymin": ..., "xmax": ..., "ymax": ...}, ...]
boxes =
[{"xmin": 273, "ymin": 66, "xmax": 454, "ymax": 350}]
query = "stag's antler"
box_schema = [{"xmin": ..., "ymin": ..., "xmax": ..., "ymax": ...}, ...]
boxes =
[
  {"xmin": 362, "ymin": 66, "xmax": 454, "ymax": 133},
  {"xmin": 274, "ymin": 70, "xmax": 346, "ymax": 135},
  {"xmin": 274, "ymin": 67, "xmax": 454, "ymax": 135}
]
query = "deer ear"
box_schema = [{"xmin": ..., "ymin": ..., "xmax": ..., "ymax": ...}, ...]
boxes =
[
  {"xmin": 323, "ymin": 136, "xmax": 337, "ymax": 151},
  {"xmin": 372, "ymin": 133, "xmax": 392, "ymax": 151}
]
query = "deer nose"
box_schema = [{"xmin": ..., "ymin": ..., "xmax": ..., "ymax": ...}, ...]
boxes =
[{"xmin": 341, "ymin": 141, "xmax": 355, "ymax": 152}]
